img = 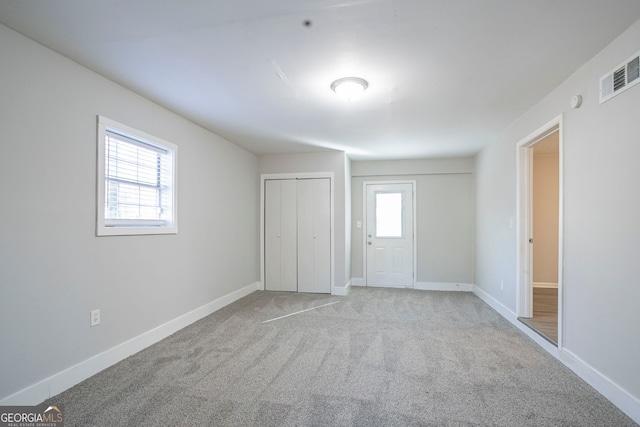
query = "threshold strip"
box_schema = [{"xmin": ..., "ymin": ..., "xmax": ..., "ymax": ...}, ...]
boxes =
[{"xmin": 261, "ymin": 301, "xmax": 341, "ymax": 324}]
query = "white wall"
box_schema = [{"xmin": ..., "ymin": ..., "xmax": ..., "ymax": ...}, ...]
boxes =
[
  {"xmin": 351, "ymin": 158, "xmax": 474, "ymax": 285},
  {"xmin": 0, "ymin": 24, "xmax": 259, "ymax": 401},
  {"xmin": 475, "ymin": 18, "xmax": 640, "ymax": 409},
  {"xmin": 258, "ymin": 151, "xmax": 350, "ymax": 290}
]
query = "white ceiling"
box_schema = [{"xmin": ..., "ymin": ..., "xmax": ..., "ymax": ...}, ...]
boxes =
[{"xmin": 1, "ymin": 1, "xmax": 640, "ymax": 160}]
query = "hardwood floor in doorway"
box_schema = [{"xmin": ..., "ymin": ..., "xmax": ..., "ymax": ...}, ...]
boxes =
[{"xmin": 518, "ymin": 287, "xmax": 558, "ymax": 345}]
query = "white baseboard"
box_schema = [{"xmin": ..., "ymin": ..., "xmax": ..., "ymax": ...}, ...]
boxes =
[
  {"xmin": 560, "ymin": 348, "xmax": 640, "ymax": 424},
  {"xmin": 349, "ymin": 279, "xmax": 473, "ymax": 292},
  {"xmin": 416, "ymin": 282, "xmax": 474, "ymax": 292},
  {"xmin": 533, "ymin": 282, "xmax": 558, "ymax": 288},
  {"xmin": 0, "ymin": 281, "xmax": 260, "ymax": 406},
  {"xmin": 472, "ymin": 285, "xmax": 520, "ymax": 324},
  {"xmin": 366, "ymin": 283, "xmax": 411, "ymax": 289},
  {"xmin": 351, "ymin": 278, "xmax": 365, "ymax": 287},
  {"xmin": 332, "ymin": 279, "xmax": 351, "ymax": 296},
  {"xmin": 472, "ymin": 284, "xmax": 640, "ymax": 424}
]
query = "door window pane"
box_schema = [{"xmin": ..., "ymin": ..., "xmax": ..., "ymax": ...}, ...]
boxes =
[{"xmin": 375, "ymin": 192, "xmax": 403, "ymax": 237}]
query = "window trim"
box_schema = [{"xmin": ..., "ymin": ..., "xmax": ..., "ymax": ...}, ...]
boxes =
[{"xmin": 96, "ymin": 116, "xmax": 178, "ymax": 236}]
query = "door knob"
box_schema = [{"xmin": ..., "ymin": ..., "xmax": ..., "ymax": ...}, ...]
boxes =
[{"xmin": 367, "ymin": 241, "xmax": 372, "ymax": 245}]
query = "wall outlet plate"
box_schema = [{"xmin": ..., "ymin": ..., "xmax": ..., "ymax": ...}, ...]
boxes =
[{"xmin": 90, "ymin": 309, "xmax": 100, "ymax": 327}]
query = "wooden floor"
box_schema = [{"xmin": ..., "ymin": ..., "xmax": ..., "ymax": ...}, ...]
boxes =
[{"xmin": 518, "ymin": 287, "xmax": 558, "ymax": 345}]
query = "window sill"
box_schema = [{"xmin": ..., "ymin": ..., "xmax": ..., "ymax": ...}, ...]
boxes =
[{"xmin": 96, "ymin": 225, "xmax": 178, "ymax": 237}]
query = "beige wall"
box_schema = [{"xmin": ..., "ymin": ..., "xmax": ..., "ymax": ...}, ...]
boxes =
[{"xmin": 533, "ymin": 144, "xmax": 559, "ymax": 284}]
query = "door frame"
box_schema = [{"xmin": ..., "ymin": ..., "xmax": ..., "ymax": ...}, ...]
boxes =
[
  {"xmin": 516, "ymin": 115, "xmax": 564, "ymax": 347},
  {"xmin": 260, "ymin": 172, "xmax": 335, "ymax": 293},
  {"xmin": 362, "ymin": 180, "xmax": 417, "ymax": 288}
]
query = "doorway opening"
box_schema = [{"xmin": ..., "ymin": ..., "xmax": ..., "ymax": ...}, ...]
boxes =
[
  {"xmin": 516, "ymin": 116, "xmax": 563, "ymax": 347},
  {"xmin": 363, "ymin": 181, "xmax": 416, "ymax": 288}
]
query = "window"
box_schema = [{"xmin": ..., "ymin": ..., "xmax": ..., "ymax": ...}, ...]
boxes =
[
  {"xmin": 374, "ymin": 191, "xmax": 404, "ymax": 238},
  {"xmin": 96, "ymin": 116, "xmax": 177, "ymax": 236}
]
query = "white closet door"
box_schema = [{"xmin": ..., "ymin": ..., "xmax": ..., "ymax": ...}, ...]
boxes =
[
  {"xmin": 297, "ymin": 178, "xmax": 331, "ymax": 293},
  {"xmin": 265, "ymin": 180, "xmax": 297, "ymax": 292}
]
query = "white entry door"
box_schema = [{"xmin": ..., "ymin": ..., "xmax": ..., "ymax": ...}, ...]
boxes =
[{"xmin": 365, "ymin": 183, "xmax": 414, "ymax": 288}]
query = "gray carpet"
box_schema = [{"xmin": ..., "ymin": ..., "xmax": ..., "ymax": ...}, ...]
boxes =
[{"xmin": 44, "ymin": 287, "xmax": 636, "ymax": 426}]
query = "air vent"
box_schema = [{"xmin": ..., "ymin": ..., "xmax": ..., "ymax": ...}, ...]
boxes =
[{"xmin": 599, "ymin": 51, "xmax": 640, "ymax": 104}]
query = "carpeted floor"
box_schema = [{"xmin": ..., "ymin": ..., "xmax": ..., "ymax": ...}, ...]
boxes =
[{"xmin": 44, "ymin": 287, "xmax": 636, "ymax": 426}]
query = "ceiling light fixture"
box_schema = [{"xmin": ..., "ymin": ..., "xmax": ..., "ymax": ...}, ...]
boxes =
[{"xmin": 330, "ymin": 77, "xmax": 368, "ymax": 100}]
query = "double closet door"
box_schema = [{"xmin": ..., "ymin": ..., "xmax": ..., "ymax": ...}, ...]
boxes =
[{"xmin": 265, "ymin": 178, "xmax": 330, "ymax": 293}]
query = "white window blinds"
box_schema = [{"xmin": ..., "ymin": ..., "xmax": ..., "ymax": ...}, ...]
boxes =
[{"xmin": 104, "ymin": 129, "xmax": 174, "ymax": 227}]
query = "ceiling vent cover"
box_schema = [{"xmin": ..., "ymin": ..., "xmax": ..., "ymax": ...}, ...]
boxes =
[{"xmin": 599, "ymin": 51, "xmax": 640, "ymax": 104}]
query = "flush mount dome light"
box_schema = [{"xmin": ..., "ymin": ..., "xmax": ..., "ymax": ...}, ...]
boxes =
[{"xmin": 330, "ymin": 77, "xmax": 368, "ymax": 99}]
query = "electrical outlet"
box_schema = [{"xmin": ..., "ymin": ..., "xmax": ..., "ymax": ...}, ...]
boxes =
[
  {"xmin": 500, "ymin": 280, "xmax": 504, "ymax": 290},
  {"xmin": 90, "ymin": 309, "xmax": 100, "ymax": 327}
]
